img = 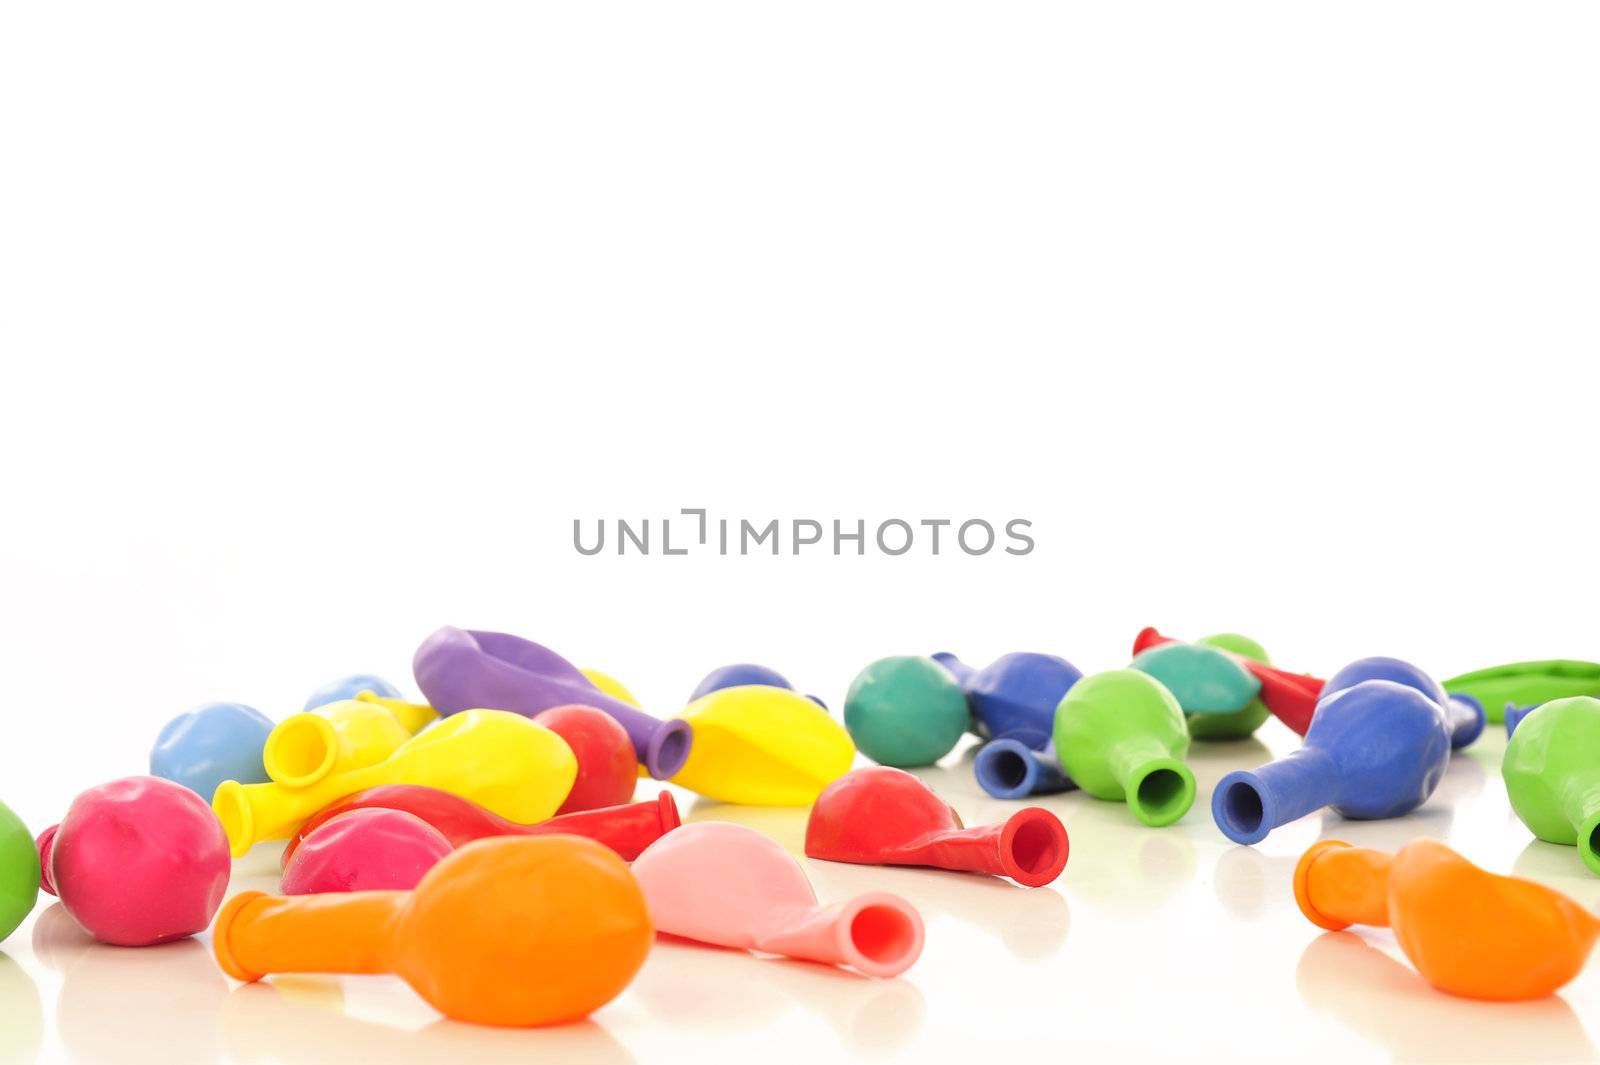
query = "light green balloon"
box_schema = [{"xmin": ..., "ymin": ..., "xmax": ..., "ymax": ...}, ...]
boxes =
[{"xmin": 1054, "ymin": 670, "xmax": 1195, "ymax": 827}]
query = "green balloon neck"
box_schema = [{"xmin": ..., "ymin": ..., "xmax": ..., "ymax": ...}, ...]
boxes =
[
  {"xmin": 1104, "ymin": 734, "xmax": 1195, "ymax": 827},
  {"xmin": 1559, "ymin": 767, "xmax": 1600, "ymax": 875}
]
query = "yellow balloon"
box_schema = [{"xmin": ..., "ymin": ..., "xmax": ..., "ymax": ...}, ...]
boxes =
[
  {"xmin": 580, "ymin": 668, "xmax": 642, "ymax": 708},
  {"xmin": 262, "ymin": 698, "xmax": 433, "ymax": 789},
  {"xmin": 354, "ymin": 690, "xmax": 438, "ymax": 734},
  {"xmin": 670, "ymin": 686, "xmax": 855, "ymax": 806},
  {"xmin": 213, "ymin": 709, "xmax": 577, "ymax": 857}
]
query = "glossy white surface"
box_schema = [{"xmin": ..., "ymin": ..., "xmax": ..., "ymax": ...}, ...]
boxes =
[{"xmin": 4, "ymin": 721, "xmax": 1598, "ymax": 1065}]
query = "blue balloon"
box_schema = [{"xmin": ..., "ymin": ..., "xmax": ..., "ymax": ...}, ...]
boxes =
[
  {"xmin": 1211, "ymin": 679, "xmax": 1451, "ymax": 845},
  {"xmin": 150, "ymin": 702, "xmax": 275, "ymax": 801},
  {"xmin": 303, "ymin": 674, "xmax": 401, "ymax": 713},
  {"xmin": 939, "ymin": 652, "xmax": 1083, "ymax": 749},
  {"xmin": 974, "ymin": 738, "xmax": 1076, "ymax": 800},
  {"xmin": 689, "ymin": 663, "xmax": 827, "ymax": 710},
  {"xmin": 1322, "ymin": 655, "xmax": 1484, "ymax": 749},
  {"xmin": 1505, "ymin": 702, "xmax": 1539, "ymax": 737}
]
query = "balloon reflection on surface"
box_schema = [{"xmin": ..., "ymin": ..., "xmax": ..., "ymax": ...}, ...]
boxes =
[
  {"xmin": 0, "ymin": 951, "xmax": 42, "ymax": 1065},
  {"xmin": 1295, "ymin": 931, "xmax": 1596, "ymax": 1064}
]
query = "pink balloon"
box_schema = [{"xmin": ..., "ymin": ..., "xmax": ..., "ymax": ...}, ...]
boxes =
[
  {"xmin": 281, "ymin": 808, "xmax": 452, "ymax": 895},
  {"xmin": 42, "ymin": 776, "xmax": 230, "ymax": 946}
]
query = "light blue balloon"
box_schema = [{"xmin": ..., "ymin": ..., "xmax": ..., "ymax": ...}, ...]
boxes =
[
  {"xmin": 150, "ymin": 702, "xmax": 275, "ymax": 802},
  {"xmin": 303, "ymin": 673, "xmax": 402, "ymax": 713}
]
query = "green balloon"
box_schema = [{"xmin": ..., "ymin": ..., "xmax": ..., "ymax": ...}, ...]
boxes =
[
  {"xmin": 1053, "ymin": 670, "xmax": 1195, "ymax": 827},
  {"xmin": 1187, "ymin": 633, "xmax": 1272, "ymax": 739},
  {"xmin": 1130, "ymin": 643, "xmax": 1260, "ymax": 713},
  {"xmin": 0, "ymin": 798, "xmax": 40, "ymax": 943},
  {"xmin": 844, "ymin": 655, "xmax": 969, "ymax": 767},
  {"xmin": 1186, "ymin": 698, "xmax": 1271, "ymax": 741},
  {"xmin": 1445, "ymin": 661, "xmax": 1600, "ymax": 723},
  {"xmin": 1196, "ymin": 632, "xmax": 1271, "ymax": 665},
  {"xmin": 1503, "ymin": 696, "xmax": 1600, "ymax": 876}
]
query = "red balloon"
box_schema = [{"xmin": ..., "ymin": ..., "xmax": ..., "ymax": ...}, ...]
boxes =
[
  {"xmin": 1133, "ymin": 626, "xmax": 1325, "ymax": 735},
  {"xmin": 533, "ymin": 704, "xmax": 638, "ymax": 813},
  {"xmin": 805, "ymin": 766, "xmax": 1068, "ymax": 887},
  {"xmin": 281, "ymin": 786, "xmax": 680, "ymax": 867}
]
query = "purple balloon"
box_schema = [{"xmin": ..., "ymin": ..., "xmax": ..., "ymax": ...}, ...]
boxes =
[{"xmin": 412, "ymin": 627, "xmax": 692, "ymax": 779}]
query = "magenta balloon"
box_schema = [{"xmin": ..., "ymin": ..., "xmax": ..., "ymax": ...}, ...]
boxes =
[
  {"xmin": 43, "ymin": 776, "xmax": 230, "ymax": 946},
  {"xmin": 281, "ymin": 808, "xmax": 453, "ymax": 895}
]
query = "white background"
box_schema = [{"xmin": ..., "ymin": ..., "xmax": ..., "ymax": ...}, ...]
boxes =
[{"xmin": 2, "ymin": 3, "xmax": 1598, "ymax": 1063}]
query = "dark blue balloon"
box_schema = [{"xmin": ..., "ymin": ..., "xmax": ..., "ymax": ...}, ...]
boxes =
[
  {"xmin": 1505, "ymin": 702, "xmax": 1538, "ymax": 737},
  {"xmin": 690, "ymin": 663, "xmax": 826, "ymax": 710},
  {"xmin": 963, "ymin": 652, "xmax": 1084, "ymax": 749},
  {"xmin": 974, "ymin": 738, "xmax": 1076, "ymax": 800},
  {"xmin": 1321, "ymin": 655, "xmax": 1483, "ymax": 750},
  {"xmin": 150, "ymin": 702, "xmax": 275, "ymax": 802},
  {"xmin": 931, "ymin": 652, "xmax": 974, "ymax": 686},
  {"xmin": 1211, "ymin": 679, "xmax": 1451, "ymax": 845}
]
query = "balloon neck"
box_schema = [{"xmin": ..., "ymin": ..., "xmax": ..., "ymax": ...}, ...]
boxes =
[
  {"xmin": 214, "ymin": 890, "xmax": 405, "ymax": 983},
  {"xmin": 751, "ymin": 893, "xmax": 924, "ymax": 979},
  {"xmin": 644, "ymin": 718, "xmax": 694, "ymax": 779},
  {"xmin": 908, "ymin": 807, "xmax": 1068, "ymax": 887},
  {"xmin": 262, "ymin": 713, "xmax": 341, "ymax": 788},
  {"xmin": 975, "ymin": 740, "xmax": 1072, "ymax": 800},
  {"xmin": 357, "ymin": 691, "xmax": 439, "ymax": 735},
  {"xmin": 1293, "ymin": 840, "xmax": 1393, "ymax": 931},
  {"xmin": 1558, "ymin": 769, "xmax": 1600, "ymax": 876},
  {"xmin": 1105, "ymin": 735, "xmax": 1195, "ymax": 827},
  {"xmin": 36, "ymin": 824, "xmax": 59, "ymax": 896},
  {"xmin": 1131, "ymin": 627, "xmax": 1173, "ymax": 655},
  {"xmin": 1214, "ymin": 747, "xmax": 1339, "ymax": 845}
]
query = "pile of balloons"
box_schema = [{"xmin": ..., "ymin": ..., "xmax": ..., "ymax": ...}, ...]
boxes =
[{"xmin": 1, "ymin": 622, "xmax": 1599, "ymax": 1026}]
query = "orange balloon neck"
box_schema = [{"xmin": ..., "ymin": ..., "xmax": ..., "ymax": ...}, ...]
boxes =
[
  {"xmin": 215, "ymin": 890, "xmax": 405, "ymax": 983},
  {"xmin": 1294, "ymin": 840, "xmax": 1393, "ymax": 931}
]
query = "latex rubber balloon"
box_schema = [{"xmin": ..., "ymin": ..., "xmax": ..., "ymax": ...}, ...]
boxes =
[
  {"xmin": 1322, "ymin": 656, "xmax": 1485, "ymax": 749},
  {"xmin": 1130, "ymin": 643, "xmax": 1260, "ymax": 714},
  {"xmin": 671, "ymin": 685, "xmax": 854, "ymax": 806},
  {"xmin": 689, "ymin": 664, "xmax": 826, "ymax": 709},
  {"xmin": 633, "ymin": 821, "xmax": 924, "ymax": 978},
  {"xmin": 1, "ymin": 798, "xmax": 39, "ymax": 943},
  {"xmin": 283, "ymin": 787, "xmax": 680, "ymax": 866},
  {"xmin": 1185, "ymin": 634, "xmax": 1272, "ymax": 740},
  {"xmin": 1502, "ymin": 696, "xmax": 1600, "ymax": 875},
  {"xmin": 805, "ymin": 766, "xmax": 1068, "ymax": 887},
  {"xmin": 579, "ymin": 668, "xmax": 642, "ymax": 707},
  {"xmin": 263, "ymin": 698, "xmax": 435, "ymax": 789},
  {"xmin": 1053, "ymin": 670, "xmax": 1196, "ymax": 827},
  {"xmin": 413, "ymin": 627, "xmax": 692, "ymax": 779},
  {"xmin": 1294, "ymin": 838, "xmax": 1600, "ymax": 1000},
  {"xmin": 1212, "ymin": 680, "xmax": 1451, "ymax": 845},
  {"xmin": 1504, "ymin": 703, "xmax": 1536, "ymax": 737},
  {"xmin": 39, "ymin": 776, "xmax": 230, "ymax": 946},
  {"xmin": 304, "ymin": 674, "xmax": 403, "ymax": 713},
  {"xmin": 532, "ymin": 704, "xmax": 638, "ymax": 813},
  {"xmin": 150, "ymin": 702, "xmax": 275, "ymax": 802},
  {"xmin": 939, "ymin": 652, "xmax": 1083, "ymax": 747},
  {"xmin": 843, "ymin": 656, "xmax": 969, "ymax": 767},
  {"xmin": 1444, "ymin": 660, "xmax": 1600, "ymax": 724},
  {"xmin": 973, "ymin": 739, "xmax": 1076, "ymax": 800},
  {"xmin": 215, "ymin": 835, "xmax": 654, "ymax": 1027},
  {"xmin": 281, "ymin": 808, "xmax": 453, "ymax": 895},
  {"xmin": 1134, "ymin": 627, "xmax": 1323, "ymax": 735},
  {"xmin": 213, "ymin": 709, "xmax": 577, "ymax": 858}
]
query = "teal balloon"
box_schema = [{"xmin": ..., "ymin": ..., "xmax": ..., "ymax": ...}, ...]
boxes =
[
  {"xmin": 844, "ymin": 656, "xmax": 969, "ymax": 767},
  {"xmin": 1131, "ymin": 643, "xmax": 1260, "ymax": 714}
]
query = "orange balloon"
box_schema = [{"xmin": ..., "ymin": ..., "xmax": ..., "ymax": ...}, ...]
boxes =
[
  {"xmin": 214, "ymin": 835, "xmax": 653, "ymax": 1026},
  {"xmin": 1294, "ymin": 838, "xmax": 1600, "ymax": 1000}
]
